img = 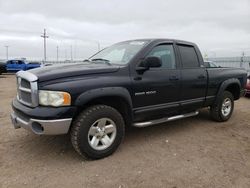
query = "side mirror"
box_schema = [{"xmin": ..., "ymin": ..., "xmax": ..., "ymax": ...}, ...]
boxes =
[
  {"xmin": 143, "ymin": 56, "xmax": 162, "ymax": 68},
  {"xmin": 136, "ymin": 56, "xmax": 162, "ymax": 73}
]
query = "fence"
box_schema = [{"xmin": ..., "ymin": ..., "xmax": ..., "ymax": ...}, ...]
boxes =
[
  {"xmin": 46, "ymin": 56, "xmax": 250, "ymax": 73},
  {"xmin": 2, "ymin": 57, "xmax": 250, "ymax": 74},
  {"xmin": 206, "ymin": 56, "xmax": 250, "ymax": 74}
]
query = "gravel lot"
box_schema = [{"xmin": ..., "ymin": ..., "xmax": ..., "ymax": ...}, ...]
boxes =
[{"xmin": 0, "ymin": 74, "xmax": 250, "ymax": 188}]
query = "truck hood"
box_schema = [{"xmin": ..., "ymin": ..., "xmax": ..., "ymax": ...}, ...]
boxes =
[{"xmin": 29, "ymin": 63, "xmax": 120, "ymax": 82}]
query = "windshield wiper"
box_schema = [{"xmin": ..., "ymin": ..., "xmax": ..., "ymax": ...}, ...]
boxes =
[{"xmin": 91, "ymin": 58, "xmax": 112, "ymax": 66}]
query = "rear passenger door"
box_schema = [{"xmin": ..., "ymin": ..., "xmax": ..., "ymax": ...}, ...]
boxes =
[{"xmin": 177, "ymin": 44, "xmax": 207, "ymax": 111}]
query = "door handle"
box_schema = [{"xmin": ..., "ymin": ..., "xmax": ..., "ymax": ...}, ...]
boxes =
[
  {"xmin": 169, "ymin": 76, "xmax": 179, "ymax": 81},
  {"xmin": 134, "ymin": 76, "xmax": 142, "ymax": 81},
  {"xmin": 198, "ymin": 75, "xmax": 206, "ymax": 79}
]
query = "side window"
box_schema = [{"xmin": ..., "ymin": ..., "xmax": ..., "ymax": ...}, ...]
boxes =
[
  {"xmin": 178, "ymin": 45, "xmax": 200, "ymax": 68},
  {"xmin": 18, "ymin": 61, "xmax": 24, "ymax": 65},
  {"xmin": 147, "ymin": 44, "xmax": 176, "ymax": 69}
]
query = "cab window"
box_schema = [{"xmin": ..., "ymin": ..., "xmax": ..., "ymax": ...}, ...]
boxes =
[
  {"xmin": 147, "ymin": 44, "xmax": 176, "ymax": 69},
  {"xmin": 178, "ymin": 45, "xmax": 200, "ymax": 68}
]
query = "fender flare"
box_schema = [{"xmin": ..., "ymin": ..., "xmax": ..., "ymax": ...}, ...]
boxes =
[
  {"xmin": 214, "ymin": 78, "xmax": 241, "ymax": 104},
  {"xmin": 74, "ymin": 87, "xmax": 133, "ymax": 109}
]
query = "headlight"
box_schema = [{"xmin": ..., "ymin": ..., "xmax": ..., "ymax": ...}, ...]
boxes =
[{"xmin": 39, "ymin": 90, "xmax": 71, "ymax": 107}]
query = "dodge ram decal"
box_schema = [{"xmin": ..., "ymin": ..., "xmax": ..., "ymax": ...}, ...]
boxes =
[{"xmin": 135, "ymin": 91, "xmax": 157, "ymax": 96}]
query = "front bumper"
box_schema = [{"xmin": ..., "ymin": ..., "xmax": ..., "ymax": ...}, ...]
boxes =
[
  {"xmin": 11, "ymin": 111, "xmax": 72, "ymax": 135},
  {"xmin": 11, "ymin": 99, "xmax": 77, "ymax": 135}
]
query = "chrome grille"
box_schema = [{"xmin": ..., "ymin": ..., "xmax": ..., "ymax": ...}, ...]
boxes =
[
  {"xmin": 16, "ymin": 71, "xmax": 38, "ymax": 107},
  {"xmin": 20, "ymin": 79, "xmax": 30, "ymax": 88}
]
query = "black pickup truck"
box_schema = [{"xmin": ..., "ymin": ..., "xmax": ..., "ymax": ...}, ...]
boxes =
[{"xmin": 11, "ymin": 39, "xmax": 247, "ymax": 159}]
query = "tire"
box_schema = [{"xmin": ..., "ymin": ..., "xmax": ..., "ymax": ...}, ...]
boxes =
[
  {"xmin": 70, "ymin": 105, "xmax": 125, "ymax": 159},
  {"xmin": 210, "ymin": 91, "xmax": 234, "ymax": 122}
]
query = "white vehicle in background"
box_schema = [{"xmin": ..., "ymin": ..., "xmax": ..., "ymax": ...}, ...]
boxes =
[{"xmin": 204, "ymin": 61, "xmax": 220, "ymax": 68}]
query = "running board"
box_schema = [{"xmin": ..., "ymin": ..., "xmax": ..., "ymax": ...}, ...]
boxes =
[{"xmin": 133, "ymin": 111, "xmax": 199, "ymax": 127}]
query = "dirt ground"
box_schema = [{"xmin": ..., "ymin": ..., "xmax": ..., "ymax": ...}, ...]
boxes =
[{"xmin": 0, "ymin": 74, "xmax": 250, "ymax": 188}]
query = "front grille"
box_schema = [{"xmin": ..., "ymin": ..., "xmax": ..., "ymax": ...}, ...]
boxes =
[
  {"xmin": 20, "ymin": 79, "xmax": 30, "ymax": 88},
  {"xmin": 16, "ymin": 71, "xmax": 38, "ymax": 107}
]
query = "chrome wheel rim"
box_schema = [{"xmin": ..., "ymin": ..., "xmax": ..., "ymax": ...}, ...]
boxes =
[
  {"xmin": 221, "ymin": 98, "xmax": 232, "ymax": 117},
  {"xmin": 88, "ymin": 118, "xmax": 117, "ymax": 151}
]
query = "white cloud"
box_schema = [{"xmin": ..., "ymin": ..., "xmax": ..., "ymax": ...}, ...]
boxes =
[{"xmin": 0, "ymin": 0, "xmax": 249, "ymax": 59}]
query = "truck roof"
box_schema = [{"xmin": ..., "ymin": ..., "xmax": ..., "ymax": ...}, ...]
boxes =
[{"xmin": 121, "ymin": 38, "xmax": 196, "ymax": 46}]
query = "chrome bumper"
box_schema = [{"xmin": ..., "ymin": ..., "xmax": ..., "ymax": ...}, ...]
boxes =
[{"xmin": 10, "ymin": 111, "xmax": 72, "ymax": 135}]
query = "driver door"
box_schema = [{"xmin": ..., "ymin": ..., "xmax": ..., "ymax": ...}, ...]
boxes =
[{"xmin": 131, "ymin": 44, "xmax": 181, "ymax": 119}]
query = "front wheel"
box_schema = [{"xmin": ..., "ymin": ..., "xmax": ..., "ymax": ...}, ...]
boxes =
[
  {"xmin": 70, "ymin": 105, "xmax": 125, "ymax": 159},
  {"xmin": 210, "ymin": 91, "xmax": 234, "ymax": 122}
]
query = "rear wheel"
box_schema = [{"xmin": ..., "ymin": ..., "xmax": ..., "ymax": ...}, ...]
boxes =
[
  {"xmin": 70, "ymin": 105, "xmax": 125, "ymax": 159},
  {"xmin": 210, "ymin": 91, "xmax": 234, "ymax": 122}
]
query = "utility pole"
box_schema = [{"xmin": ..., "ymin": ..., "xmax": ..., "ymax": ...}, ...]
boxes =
[
  {"xmin": 56, "ymin": 46, "xmax": 59, "ymax": 62},
  {"xmin": 240, "ymin": 51, "xmax": 245, "ymax": 68},
  {"xmin": 97, "ymin": 41, "xmax": 100, "ymax": 52},
  {"xmin": 70, "ymin": 45, "xmax": 73, "ymax": 62},
  {"xmin": 5, "ymin": 46, "xmax": 9, "ymax": 60},
  {"xmin": 242, "ymin": 51, "xmax": 245, "ymax": 58},
  {"xmin": 65, "ymin": 49, "xmax": 67, "ymax": 60},
  {"xmin": 41, "ymin": 29, "xmax": 49, "ymax": 62}
]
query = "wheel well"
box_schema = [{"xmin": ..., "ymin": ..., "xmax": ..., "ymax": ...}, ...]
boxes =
[
  {"xmin": 225, "ymin": 84, "xmax": 240, "ymax": 100},
  {"xmin": 77, "ymin": 96, "xmax": 132, "ymax": 127}
]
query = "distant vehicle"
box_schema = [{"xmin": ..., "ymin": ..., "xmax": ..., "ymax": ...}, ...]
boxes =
[
  {"xmin": 6, "ymin": 60, "xmax": 41, "ymax": 72},
  {"xmin": 0, "ymin": 61, "xmax": 7, "ymax": 75},
  {"xmin": 64, "ymin": 60, "xmax": 72, "ymax": 63},
  {"xmin": 43, "ymin": 63, "xmax": 53, "ymax": 66},
  {"xmin": 29, "ymin": 61, "xmax": 42, "ymax": 65},
  {"xmin": 245, "ymin": 75, "xmax": 250, "ymax": 97},
  {"xmin": 204, "ymin": 61, "xmax": 220, "ymax": 68}
]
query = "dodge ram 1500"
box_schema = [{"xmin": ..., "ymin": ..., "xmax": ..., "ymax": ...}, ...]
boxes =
[{"xmin": 10, "ymin": 39, "xmax": 247, "ymax": 159}]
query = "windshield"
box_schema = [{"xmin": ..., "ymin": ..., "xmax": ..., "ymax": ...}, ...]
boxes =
[{"xmin": 89, "ymin": 40, "xmax": 149, "ymax": 65}]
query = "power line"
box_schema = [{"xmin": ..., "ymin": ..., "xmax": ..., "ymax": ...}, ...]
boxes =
[{"xmin": 41, "ymin": 29, "xmax": 49, "ymax": 62}]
